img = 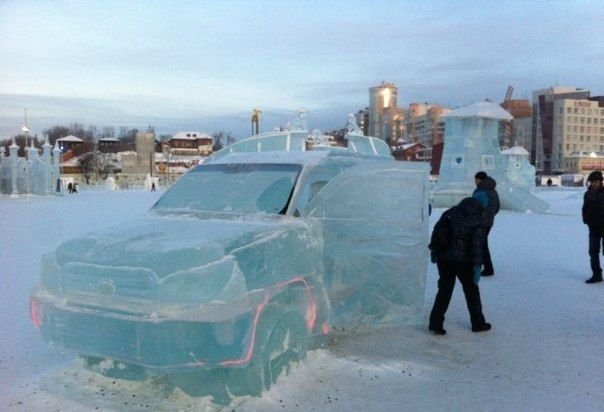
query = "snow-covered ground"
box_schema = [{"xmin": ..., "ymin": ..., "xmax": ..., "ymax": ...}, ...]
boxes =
[{"xmin": 2, "ymin": 187, "xmax": 603, "ymax": 411}]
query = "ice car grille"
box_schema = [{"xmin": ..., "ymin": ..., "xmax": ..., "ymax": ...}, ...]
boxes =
[{"xmin": 63, "ymin": 263, "xmax": 157, "ymax": 300}]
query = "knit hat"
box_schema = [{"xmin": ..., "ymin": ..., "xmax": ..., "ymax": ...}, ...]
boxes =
[
  {"xmin": 475, "ymin": 171, "xmax": 488, "ymax": 180},
  {"xmin": 472, "ymin": 191, "xmax": 489, "ymax": 208},
  {"xmin": 587, "ymin": 171, "xmax": 603, "ymax": 182}
]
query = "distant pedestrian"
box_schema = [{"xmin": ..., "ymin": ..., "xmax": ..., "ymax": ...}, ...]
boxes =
[
  {"xmin": 151, "ymin": 182, "xmax": 156, "ymax": 191},
  {"xmin": 547, "ymin": 178, "xmax": 553, "ymax": 187},
  {"xmin": 582, "ymin": 170, "xmax": 604, "ymax": 284},
  {"xmin": 428, "ymin": 197, "xmax": 491, "ymax": 335},
  {"xmin": 67, "ymin": 182, "xmax": 73, "ymax": 194},
  {"xmin": 472, "ymin": 171, "xmax": 500, "ymax": 277},
  {"xmin": 72, "ymin": 183, "xmax": 78, "ymax": 194}
]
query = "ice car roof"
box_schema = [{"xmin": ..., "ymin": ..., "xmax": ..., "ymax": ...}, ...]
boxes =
[
  {"xmin": 204, "ymin": 150, "xmax": 367, "ymax": 167},
  {"xmin": 204, "ymin": 129, "xmax": 394, "ymax": 167}
]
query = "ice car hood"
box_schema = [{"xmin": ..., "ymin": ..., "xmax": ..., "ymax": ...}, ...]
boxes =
[{"xmin": 55, "ymin": 216, "xmax": 288, "ymax": 278}]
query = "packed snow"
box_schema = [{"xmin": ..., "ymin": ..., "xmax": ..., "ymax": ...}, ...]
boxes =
[{"xmin": 2, "ymin": 187, "xmax": 603, "ymax": 411}]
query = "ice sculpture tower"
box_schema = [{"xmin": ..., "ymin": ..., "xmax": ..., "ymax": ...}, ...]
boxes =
[{"xmin": 432, "ymin": 101, "xmax": 548, "ymax": 212}]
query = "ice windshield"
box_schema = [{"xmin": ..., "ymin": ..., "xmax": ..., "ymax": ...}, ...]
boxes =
[{"xmin": 153, "ymin": 163, "xmax": 302, "ymax": 215}]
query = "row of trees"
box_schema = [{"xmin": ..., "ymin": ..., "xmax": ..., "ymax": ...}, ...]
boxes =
[
  {"xmin": 0, "ymin": 123, "xmax": 148, "ymax": 156},
  {"xmin": 43, "ymin": 123, "xmax": 154, "ymax": 145}
]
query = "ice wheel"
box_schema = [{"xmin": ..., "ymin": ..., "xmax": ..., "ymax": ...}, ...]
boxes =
[
  {"xmin": 262, "ymin": 311, "xmax": 308, "ymax": 390},
  {"xmin": 228, "ymin": 309, "xmax": 308, "ymax": 396}
]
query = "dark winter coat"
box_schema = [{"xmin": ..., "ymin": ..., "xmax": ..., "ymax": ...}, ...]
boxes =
[
  {"xmin": 582, "ymin": 186, "xmax": 604, "ymax": 232},
  {"xmin": 473, "ymin": 176, "xmax": 500, "ymax": 227},
  {"xmin": 439, "ymin": 197, "xmax": 486, "ymax": 266}
]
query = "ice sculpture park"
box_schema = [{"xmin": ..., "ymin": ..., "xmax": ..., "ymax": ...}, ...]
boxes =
[
  {"xmin": 30, "ymin": 113, "xmax": 430, "ymax": 404},
  {"xmin": 432, "ymin": 101, "xmax": 549, "ymax": 213}
]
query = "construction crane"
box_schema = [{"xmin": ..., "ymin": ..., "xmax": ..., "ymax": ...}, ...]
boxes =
[
  {"xmin": 504, "ymin": 85, "xmax": 514, "ymax": 103},
  {"xmin": 502, "ymin": 85, "xmax": 514, "ymax": 148}
]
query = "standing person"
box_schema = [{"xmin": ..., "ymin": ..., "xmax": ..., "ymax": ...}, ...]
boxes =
[
  {"xmin": 428, "ymin": 196, "xmax": 491, "ymax": 335},
  {"xmin": 151, "ymin": 182, "xmax": 156, "ymax": 191},
  {"xmin": 473, "ymin": 171, "xmax": 500, "ymax": 277},
  {"xmin": 67, "ymin": 182, "xmax": 73, "ymax": 194},
  {"xmin": 582, "ymin": 170, "xmax": 604, "ymax": 284}
]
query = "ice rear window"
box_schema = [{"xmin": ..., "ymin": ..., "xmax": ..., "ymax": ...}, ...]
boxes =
[{"xmin": 153, "ymin": 163, "xmax": 302, "ymax": 215}]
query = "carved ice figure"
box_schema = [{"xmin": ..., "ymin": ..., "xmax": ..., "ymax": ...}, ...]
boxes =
[
  {"xmin": 432, "ymin": 101, "xmax": 548, "ymax": 213},
  {"xmin": 346, "ymin": 113, "xmax": 363, "ymax": 135},
  {"xmin": 289, "ymin": 107, "xmax": 308, "ymax": 131}
]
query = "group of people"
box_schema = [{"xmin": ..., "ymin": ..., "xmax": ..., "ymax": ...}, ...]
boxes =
[
  {"xmin": 429, "ymin": 168, "xmax": 604, "ymax": 335},
  {"xmin": 428, "ymin": 171, "xmax": 499, "ymax": 335},
  {"xmin": 67, "ymin": 182, "xmax": 78, "ymax": 194}
]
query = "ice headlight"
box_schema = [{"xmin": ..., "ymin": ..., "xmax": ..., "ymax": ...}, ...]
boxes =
[{"xmin": 159, "ymin": 256, "xmax": 247, "ymax": 304}]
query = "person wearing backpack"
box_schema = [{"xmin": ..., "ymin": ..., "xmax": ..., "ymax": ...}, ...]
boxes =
[{"xmin": 428, "ymin": 196, "xmax": 491, "ymax": 335}]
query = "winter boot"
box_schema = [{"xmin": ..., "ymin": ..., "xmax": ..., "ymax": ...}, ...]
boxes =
[
  {"xmin": 471, "ymin": 322, "xmax": 491, "ymax": 332},
  {"xmin": 585, "ymin": 275, "xmax": 603, "ymax": 284},
  {"xmin": 429, "ymin": 325, "xmax": 447, "ymax": 335}
]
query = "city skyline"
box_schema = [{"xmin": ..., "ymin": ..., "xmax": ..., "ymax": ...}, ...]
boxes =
[{"xmin": 1, "ymin": 0, "xmax": 603, "ymax": 139}]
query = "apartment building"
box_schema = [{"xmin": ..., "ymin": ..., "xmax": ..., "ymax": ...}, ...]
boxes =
[
  {"xmin": 558, "ymin": 99, "xmax": 604, "ymax": 172},
  {"xmin": 532, "ymin": 86, "xmax": 590, "ymax": 173},
  {"xmin": 405, "ymin": 104, "xmax": 450, "ymax": 147}
]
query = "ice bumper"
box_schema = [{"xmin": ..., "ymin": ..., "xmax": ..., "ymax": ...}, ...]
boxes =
[{"xmin": 31, "ymin": 294, "xmax": 256, "ymax": 372}]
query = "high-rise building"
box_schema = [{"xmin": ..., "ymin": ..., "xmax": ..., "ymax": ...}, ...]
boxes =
[
  {"xmin": 532, "ymin": 86, "xmax": 590, "ymax": 173},
  {"xmin": 405, "ymin": 103, "xmax": 450, "ymax": 147},
  {"xmin": 368, "ymin": 82, "xmax": 404, "ymax": 143}
]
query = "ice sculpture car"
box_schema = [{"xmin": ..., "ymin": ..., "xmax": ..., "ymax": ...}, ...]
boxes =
[{"xmin": 30, "ymin": 129, "xmax": 429, "ymax": 400}]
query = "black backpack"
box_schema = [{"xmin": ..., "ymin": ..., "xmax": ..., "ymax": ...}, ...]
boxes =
[{"xmin": 428, "ymin": 207, "xmax": 454, "ymax": 257}]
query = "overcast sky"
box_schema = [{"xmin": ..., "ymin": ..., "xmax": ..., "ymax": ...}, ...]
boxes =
[{"xmin": 1, "ymin": 0, "xmax": 603, "ymax": 138}]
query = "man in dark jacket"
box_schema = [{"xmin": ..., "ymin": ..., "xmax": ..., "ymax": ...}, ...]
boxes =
[
  {"xmin": 429, "ymin": 197, "xmax": 491, "ymax": 335},
  {"xmin": 582, "ymin": 170, "xmax": 604, "ymax": 284},
  {"xmin": 473, "ymin": 171, "xmax": 500, "ymax": 276}
]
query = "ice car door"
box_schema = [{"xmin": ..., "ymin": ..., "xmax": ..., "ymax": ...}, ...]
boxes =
[{"xmin": 304, "ymin": 161, "xmax": 430, "ymax": 326}]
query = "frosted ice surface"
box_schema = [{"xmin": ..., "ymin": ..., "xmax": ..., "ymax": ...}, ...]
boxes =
[
  {"xmin": 31, "ymin": 132, "xmax": 430, "ymax": 403},
  {"xmin": 432, "ymin": 101, "xmax": 549, "ymax": 213}
]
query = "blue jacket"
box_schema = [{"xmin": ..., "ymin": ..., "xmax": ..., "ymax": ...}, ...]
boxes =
[{"xmin": 472, "ymin": 176, "xmax": 499, "ymax": 227}]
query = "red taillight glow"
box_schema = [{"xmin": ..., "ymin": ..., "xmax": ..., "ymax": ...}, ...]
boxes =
[{"xmin": 29, "ymin": 296, "xmax": 42, "ymax": 327}]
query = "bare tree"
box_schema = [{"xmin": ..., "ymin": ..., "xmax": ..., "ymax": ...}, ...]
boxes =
[
  {"xmin": 95, "ymin": 152, "xmax": 115, "ymax": 180},
  {"xmin": 78, "ymin": 152, "xmax": 95, "ymax": 184},
  {"xmin": 100, "ymin": 126, "xmax": 115, "ymax": 138}
]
